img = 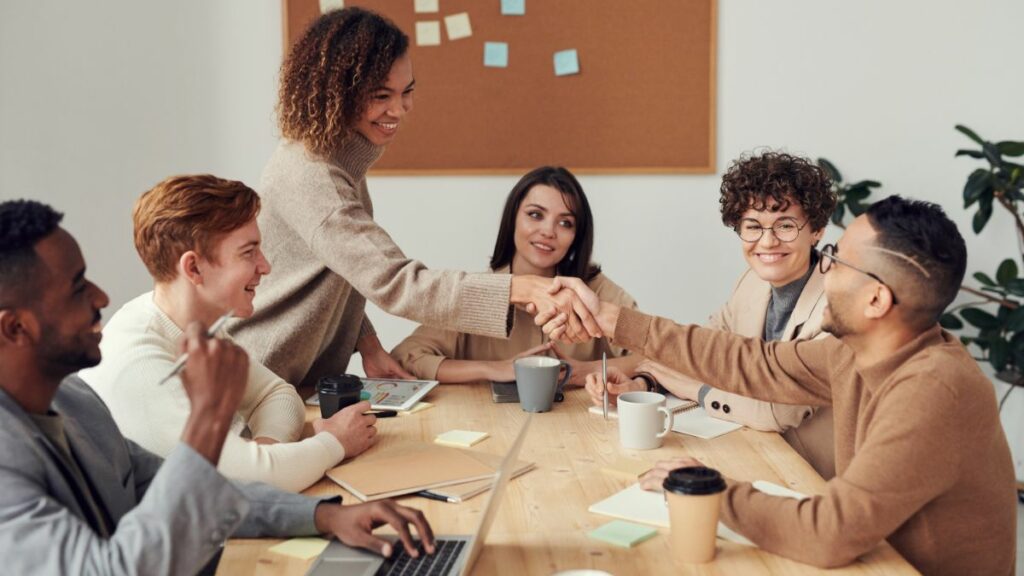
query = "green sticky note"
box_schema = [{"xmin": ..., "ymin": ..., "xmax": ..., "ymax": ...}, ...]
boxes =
[
  {"xmin": 553, "ymin": 49, "xmax": 580, "ymax": 76},
  {"xmin": 587, "ymin": 520, "xmax": 658, "ymax": 548}
]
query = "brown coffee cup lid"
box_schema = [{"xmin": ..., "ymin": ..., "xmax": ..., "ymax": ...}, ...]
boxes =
[{"xmin": 663, "ymin": 466, "xmax": 726, "ymax": 495}]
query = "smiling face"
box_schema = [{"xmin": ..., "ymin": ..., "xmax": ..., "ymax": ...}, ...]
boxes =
[
  {"xmin": 354, "ymin": 52, "xmax": 415, "ymax": 146},
  {"xmin": 31, "ymin": 228, "xmax": 110, "ymax": 372},
  {"xmin": 193, "ymin": 218, "xmax": 270, "ymax": 319},
  {"xmin": 510, "ymin": 185, "xmax": 577, "ymax": 277},
  {"xmin": 738, "ymin": 201, "xmax": 824, "ymax": 287}
]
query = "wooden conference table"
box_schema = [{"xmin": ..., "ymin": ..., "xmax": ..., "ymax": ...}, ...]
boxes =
[{"xmin": 218, "ymin": 384, "xmax": 917, "ymax": 575}]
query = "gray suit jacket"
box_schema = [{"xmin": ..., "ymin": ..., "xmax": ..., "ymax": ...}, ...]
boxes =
[{"xmin": 0, "ymin": 375, "xmax": 328, "ymax": 575}]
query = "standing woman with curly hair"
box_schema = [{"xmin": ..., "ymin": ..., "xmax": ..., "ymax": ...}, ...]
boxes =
[
  {"xmin": 230, "ymin": 7, "xmax": 600, "ymax": 390},
  {"xmin": 585, "ymin": 151, "xmax": 840, "ymax": 479}
]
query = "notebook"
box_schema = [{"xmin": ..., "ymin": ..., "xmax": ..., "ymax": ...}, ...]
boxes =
[
  {"xmin": 417, "ymin": 453, "xmax": 536, "ymax": 502},
  {"xmin": 588, "ymin": 394, "xmax": 742, "ymax": 440},
  {"xmin": 326, "ymin": 443, "xmax": 497, "ymax": 501},
  {"xmin": 588, "ymin": 481, "xmax": 808, "ymax": 546}
]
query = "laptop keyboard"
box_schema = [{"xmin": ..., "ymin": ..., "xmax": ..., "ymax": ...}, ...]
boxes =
[{"xmin": 374, "ymin": 539, "xmax": 466, "ymax": 576}]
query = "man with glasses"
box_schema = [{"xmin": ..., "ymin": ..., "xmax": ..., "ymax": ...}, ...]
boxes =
[
  {"xmin": 560, "ymin": 196, "xmax": 1016, "ymax": 575},
  {"xmin": 584, "ymin": 151, "xmax": 838, "ymax": 479}
]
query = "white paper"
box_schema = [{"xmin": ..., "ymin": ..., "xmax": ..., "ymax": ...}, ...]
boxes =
[
  {"xmin": 414, "ymin": 0, "xmax": 439, "ymax": 13},
  {"xmin": 415, "ymin": 21, "xmax": 441, "ymax": 46},
  {"xmin": 444, "ymin": 12, "xmax": 472, "ymax": 41}
]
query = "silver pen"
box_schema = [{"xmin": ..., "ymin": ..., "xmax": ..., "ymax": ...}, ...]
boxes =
[
  {"xmin": 602, "ymin": 349, "xmax": 609, "ymax": 419},
  {"xmin": 157, "ymin": 310, "xmax": 235, "ymax": 386}
]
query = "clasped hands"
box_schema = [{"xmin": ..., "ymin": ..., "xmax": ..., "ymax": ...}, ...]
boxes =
[{"xmin": 513, "ymin": 275, "xmax": 618, "ymax": 344}]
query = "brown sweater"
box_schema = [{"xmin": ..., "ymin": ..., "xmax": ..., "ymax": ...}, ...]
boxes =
[
  {"xmin": 230, "ymin": 136, "xmax": 512, "ymax": 388},
  {"xmin": 613, "ymin": 307, "xmax": 1016, "ymax": 575}
]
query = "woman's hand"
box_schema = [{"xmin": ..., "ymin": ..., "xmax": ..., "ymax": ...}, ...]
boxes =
[
  {"xmin": 583, "ymin": 366, "xmax": 644, "ymax": 406},
  {"xmin": 638, "ymin": 456, "xmax": 705, "ymax": 491},
  {"xmin": 358, "ymin": 334, "xmax": 415, "ymax": 379},
  {"xmin": 488, "ymin": 342, "xmax": 555, "ymax": 382}
]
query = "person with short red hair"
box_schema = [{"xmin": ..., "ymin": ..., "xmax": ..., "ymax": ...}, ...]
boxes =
[{"xmin": 80, "ymin": 174, "xmax": 377, "ymax": 492}]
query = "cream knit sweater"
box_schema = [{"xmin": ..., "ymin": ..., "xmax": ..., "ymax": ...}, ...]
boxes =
[
  {"xmin": 79, "ymin": 293, "xmax": 345, "ymax": 492},
  {"xmin": 230, "ymin": 135, "xmax": 513, "ymax": 388}
]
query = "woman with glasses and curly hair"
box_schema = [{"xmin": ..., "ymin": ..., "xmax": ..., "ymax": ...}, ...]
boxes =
[
  {"xmin": 586, "ymin": 150, "xmax": 839, "ymax": 479},
  {"xmin": 392, "ymin": 166, "xmax": 639, "ymax": 386},
  {"xmin": 229, "ymin": 8, "xmax": 600, "ymax": 390}
]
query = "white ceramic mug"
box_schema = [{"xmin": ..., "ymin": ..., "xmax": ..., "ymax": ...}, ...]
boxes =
[{"xmin": 617, "ymin": 391, "xmax": 673, "ymax": 450}]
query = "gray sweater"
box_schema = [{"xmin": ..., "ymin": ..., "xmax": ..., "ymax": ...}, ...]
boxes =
[{"xmin": 231, "ymin": 135, "xmax": 512, "ymax": 388}]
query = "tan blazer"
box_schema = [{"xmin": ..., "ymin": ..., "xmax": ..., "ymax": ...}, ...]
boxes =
[
  {"xmin": 393, "ymin": 268, "xmax": 638, "ymax": 380},
  {"xmin": 645, "ymin": 267, "xmax": 835, "ymax": 479}
]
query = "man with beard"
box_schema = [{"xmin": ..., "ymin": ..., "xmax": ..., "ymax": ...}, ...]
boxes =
[
  {"xmin": 0, "ymin": 200, "xmax": 434, "ymax": 575},
  {"xmin": 563, "ymin": 196, "xmax": 1016, "ymax": 575}
]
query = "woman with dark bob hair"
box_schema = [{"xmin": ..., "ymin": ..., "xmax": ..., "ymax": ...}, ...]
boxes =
[
  {"xmin": 229, "ymin": 8, "xmax": 600, "ymax": 389},
  {"xmin": 392, "ymin": 166, "xmax": 638, "ymax": 385},
  {"xmin": 585, "ymin": 151, "xmax": 840, "ymax": 479}
]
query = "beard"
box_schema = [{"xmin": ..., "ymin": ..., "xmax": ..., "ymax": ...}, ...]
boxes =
[
  {"xmin": 36, "ymin": 314, "xmax": 102, "ymax": 375},
  {"xmin": 822, "ymin": 300, "xmax": 855, "ymax": 338}
]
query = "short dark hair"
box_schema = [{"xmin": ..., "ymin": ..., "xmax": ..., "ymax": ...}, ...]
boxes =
[
  {"xmin": 0, "ymin": 200, "xmax": 64, "ymax": 307},
  {"xmin": 490, "ymin": 166, "xmax": 601, "ymax": 281},
  {"xmin": 719, "ymin": 151, "xmax": 836, "ymax": 232},
  {"xmin": 866, "ymin": 195, "xmax": 967, "ymax": 326}
]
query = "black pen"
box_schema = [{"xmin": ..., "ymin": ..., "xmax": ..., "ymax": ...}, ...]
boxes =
[
  {"xmin": 415, "ymin": 490, "xmax": 456, "ymax": 503},
  {"xmin": 367, "ymin": 410, "xmax": 398, "ymax": 418}
]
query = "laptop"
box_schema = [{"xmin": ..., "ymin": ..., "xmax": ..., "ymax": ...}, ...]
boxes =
[{"xmin": 306, "ymin": 414, "xmax": 533, "ymax": 576}]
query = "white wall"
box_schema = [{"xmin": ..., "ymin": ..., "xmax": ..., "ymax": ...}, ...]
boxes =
[{"xmin": 3, "ymin": 0, "xmax": 1023, "ymax": 477}]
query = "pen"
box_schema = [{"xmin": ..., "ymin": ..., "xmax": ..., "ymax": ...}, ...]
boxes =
[
  {"xmin": 415, "ymin": 490, "xmax": 456, "ymax": 503},
  {"xmin": 602, "ymin": 349, "xmax": 608, "ymax": 420},
  {"xmin": 157, "ymin": 310, "xmax": 234, "ymax": 386},
  {"xmin": 368, "ymin": 410, "xmax": 398, "ymax": 418}
]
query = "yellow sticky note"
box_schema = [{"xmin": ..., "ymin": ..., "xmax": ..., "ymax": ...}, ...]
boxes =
[
  {"xmin": 444, "ymin": 13, "xmax": 472, "ymax": 41},
  {"xmin": 415, "ymin": 21, "xmax": 441, "ymax": 47},
  {"xmin": 268, "ymin": 537, "xmax": 330, "ymax": 560},
  {"xmin": 319, "ymin": 0, "xmax": 343, "ymax": 14},
  {"xmin": 399, "ymin": 401, "xmax": 434, "ymax": 416},
  {"xmin": 435, "ymin": 429, "xmax": 489, "ymax": 448},
  {"xmin": 600, "ymin": 456, "xmax": 652, "ymax": 480}
]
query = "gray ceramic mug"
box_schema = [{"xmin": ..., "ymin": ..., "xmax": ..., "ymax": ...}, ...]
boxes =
[{"xmin": 513, "ymin": 356, "xmax": 572, "ymax": 413}]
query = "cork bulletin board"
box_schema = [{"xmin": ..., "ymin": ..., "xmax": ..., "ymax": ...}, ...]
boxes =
[{"xmin": 283, "ymin": 0, "xmax": 716, "ymax": 174}]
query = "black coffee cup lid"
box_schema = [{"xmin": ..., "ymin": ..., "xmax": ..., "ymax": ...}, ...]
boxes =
[
  {"xmin": 663, "ymin": 466, "xmax": 726, "ymax": 495},
  {"xmin": 317, "ymin": 374, "xmax": 363, "ymax": 392}
]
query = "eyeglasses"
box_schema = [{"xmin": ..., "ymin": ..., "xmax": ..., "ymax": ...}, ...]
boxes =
[
  {"xmin": 818, "ymin": 243, "xmax": 899, "ymax": 305},
  {"xmin": 735, "ymin": 217, "xmax": 808, "ymax": 243}
]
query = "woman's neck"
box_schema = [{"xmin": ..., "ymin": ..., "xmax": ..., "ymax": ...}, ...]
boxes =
[
  {"xmin": 152, "ymin": 282, "xmax": 222, "ymax": 331},
  {"xmin": 510, "ymin": 253, "xmax": 555, "ymax": 278}
]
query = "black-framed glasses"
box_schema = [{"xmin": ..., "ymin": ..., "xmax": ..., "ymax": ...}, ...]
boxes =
[
  {"xmin": 735, "ymin": 217, "xmax": 808, "ymax": 243},
  {"xmin": 819, "ymin": 243, "xmax": 899, "ymax": 305}
]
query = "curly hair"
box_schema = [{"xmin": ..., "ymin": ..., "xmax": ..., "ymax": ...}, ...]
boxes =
[
  {"xmin": 133, "ymin": 175, "xmax": 261, "ymax": 283},
  {"xmin": 278, "ymin": 7, "xmax": 409, "ymax": 157},
  {"xmin": 0, "ymin": 199, "xmax": 64, "ymax": 305},
  {"xmin": 719, "ymin": 151, "xmax": 836, "ymax": 231}
]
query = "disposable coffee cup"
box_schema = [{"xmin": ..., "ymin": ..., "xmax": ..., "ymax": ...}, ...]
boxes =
[
  {"xmin": 617, "ymin": 391, "xmax": 673, "ymax": 450},
  {"xmin": 663, "ymin": 466, "xmax": 727, "ymax": 564},
  {"xmin": 317, "ymin": 374, "xmax": 363, "ymax": 419},
  {"xmin": 513, "ymin": 356, "xmax": 572, "ymax": 413}
]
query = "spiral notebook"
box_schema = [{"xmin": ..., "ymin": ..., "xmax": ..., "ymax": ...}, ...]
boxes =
[{"xmin": 588, "ymin": 394, "xmax": 742, "ymax": 440}]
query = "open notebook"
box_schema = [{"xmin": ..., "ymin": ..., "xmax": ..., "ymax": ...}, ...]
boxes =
[
  {"xmin": 588, "ymin": 481, "xmax": 809, "ymax": 546},
  {"xmin": 588, "ymin": 394, "xmax": 742, "ymax": 440}
]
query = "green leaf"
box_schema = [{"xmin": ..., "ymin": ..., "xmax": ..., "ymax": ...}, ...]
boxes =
[
  {"xmin": 997, "ymin": 259, "xmax": 1019, "ymax": 286},
  {"xmin": 973, "ymin": 196, "xmax": 993, "ymax": 233},
  {"xmin": 845, "ymin": 187, "xmax": 871, "ymax": 201},
  {"xmin": 1006, "ymin": 279, "xmax": 1024, "ymax": 297},
  {"xmin": 974, "ymin": 272, "xmax": 997, "ymax": 286},
  {"xmin": 939, "ymin": 313, "xmax": 964, "ymax": 330},
  {"xmin": 1007, "ymin": 307, "xmax": 1024, "ymax": 332},
  {"xmin": 956, "ymin": 149, "xmax": 985, "ymax": 159},
  {"xmin": 983, "ymin": 142, "xmax": 1003, "ymax": 167},
  {"xmin": 997, "ymin": 141, "xmax": 1024, "ymax": 157},
  {"xmin": 963, "ymin": 168, "xmax": 991, "ymax": 205},
  {"xmin": 831, "ymin": 203, "xmax": 845, "ymax": 226},
  {"xmin": 961, "ymin": 307, "xmax": 1000, "ymax": 329},
  {"xmin": 818, "ymin": 158, "xmax": 842, "ymax": 183},
  {"xmin": 990, "ymin": 339, "xmax": 1010, "ymax": 371},
  {"xmin": 955, "ymin": 124, "xmax": 985, "ymax": 145},
  {"xmin": 848, "ymin": 201, "xmax": 869, "ymax": 217}
]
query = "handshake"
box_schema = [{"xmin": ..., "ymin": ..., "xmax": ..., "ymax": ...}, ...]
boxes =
[{"xmin": 511, "ymin": 276, "xmax": 620, "ymax": 344}]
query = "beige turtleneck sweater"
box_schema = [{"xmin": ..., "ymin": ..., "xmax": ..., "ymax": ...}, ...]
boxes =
[
  {"xmin": 613, "ymin": 307, "xmax": 1017, "ymax": 576},
  {"xmin": 230, "ymin": 136, "xmax": 513, "ymax": 388}
]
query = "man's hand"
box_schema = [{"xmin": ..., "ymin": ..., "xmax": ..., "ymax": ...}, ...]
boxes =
[
  {"xmin": 584, "ymin": 366, "xmax": 644, "ymax": 406},
  {"xmin": 638, "ymin": 456, "xmax": 705, "ymax": 492},
  {"xmin": 538, "ymin": 300, "xmax": 621, "ymax": 344},
  {"xmin": 313, "ymin": 401, "xmax": 378, "ymax": 459},
  {"xmin": 511, "ymin": 276, "xmax": 601, "ymax": 343},
  {"xmin": 358, "ymin": 335, "xmax": 415, "ymax": 379},
  {"xmin": 178, "ymin": 322, "xmax": 249, "ymax": 465},
  {"xmin": 315, "ymin": 500, "xmax": 435, "ymax": 559}
]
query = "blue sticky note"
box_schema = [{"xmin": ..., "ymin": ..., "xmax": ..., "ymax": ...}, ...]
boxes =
[
  {"xmin": 501, "ymin": 0, "xmax": 525, "ymax": 16},
  {"xmin": 553, "ymin": 49, "xmax": 580, "ymax": 76},
  {"xmin": 484, "ymin": 42, "xmax": 509, "ymax": 68}
]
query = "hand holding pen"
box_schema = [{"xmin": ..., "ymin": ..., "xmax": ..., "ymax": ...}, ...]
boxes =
[{"xmin": 158, "ymin": 310, "xmax": 234, "ymax": 386}]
